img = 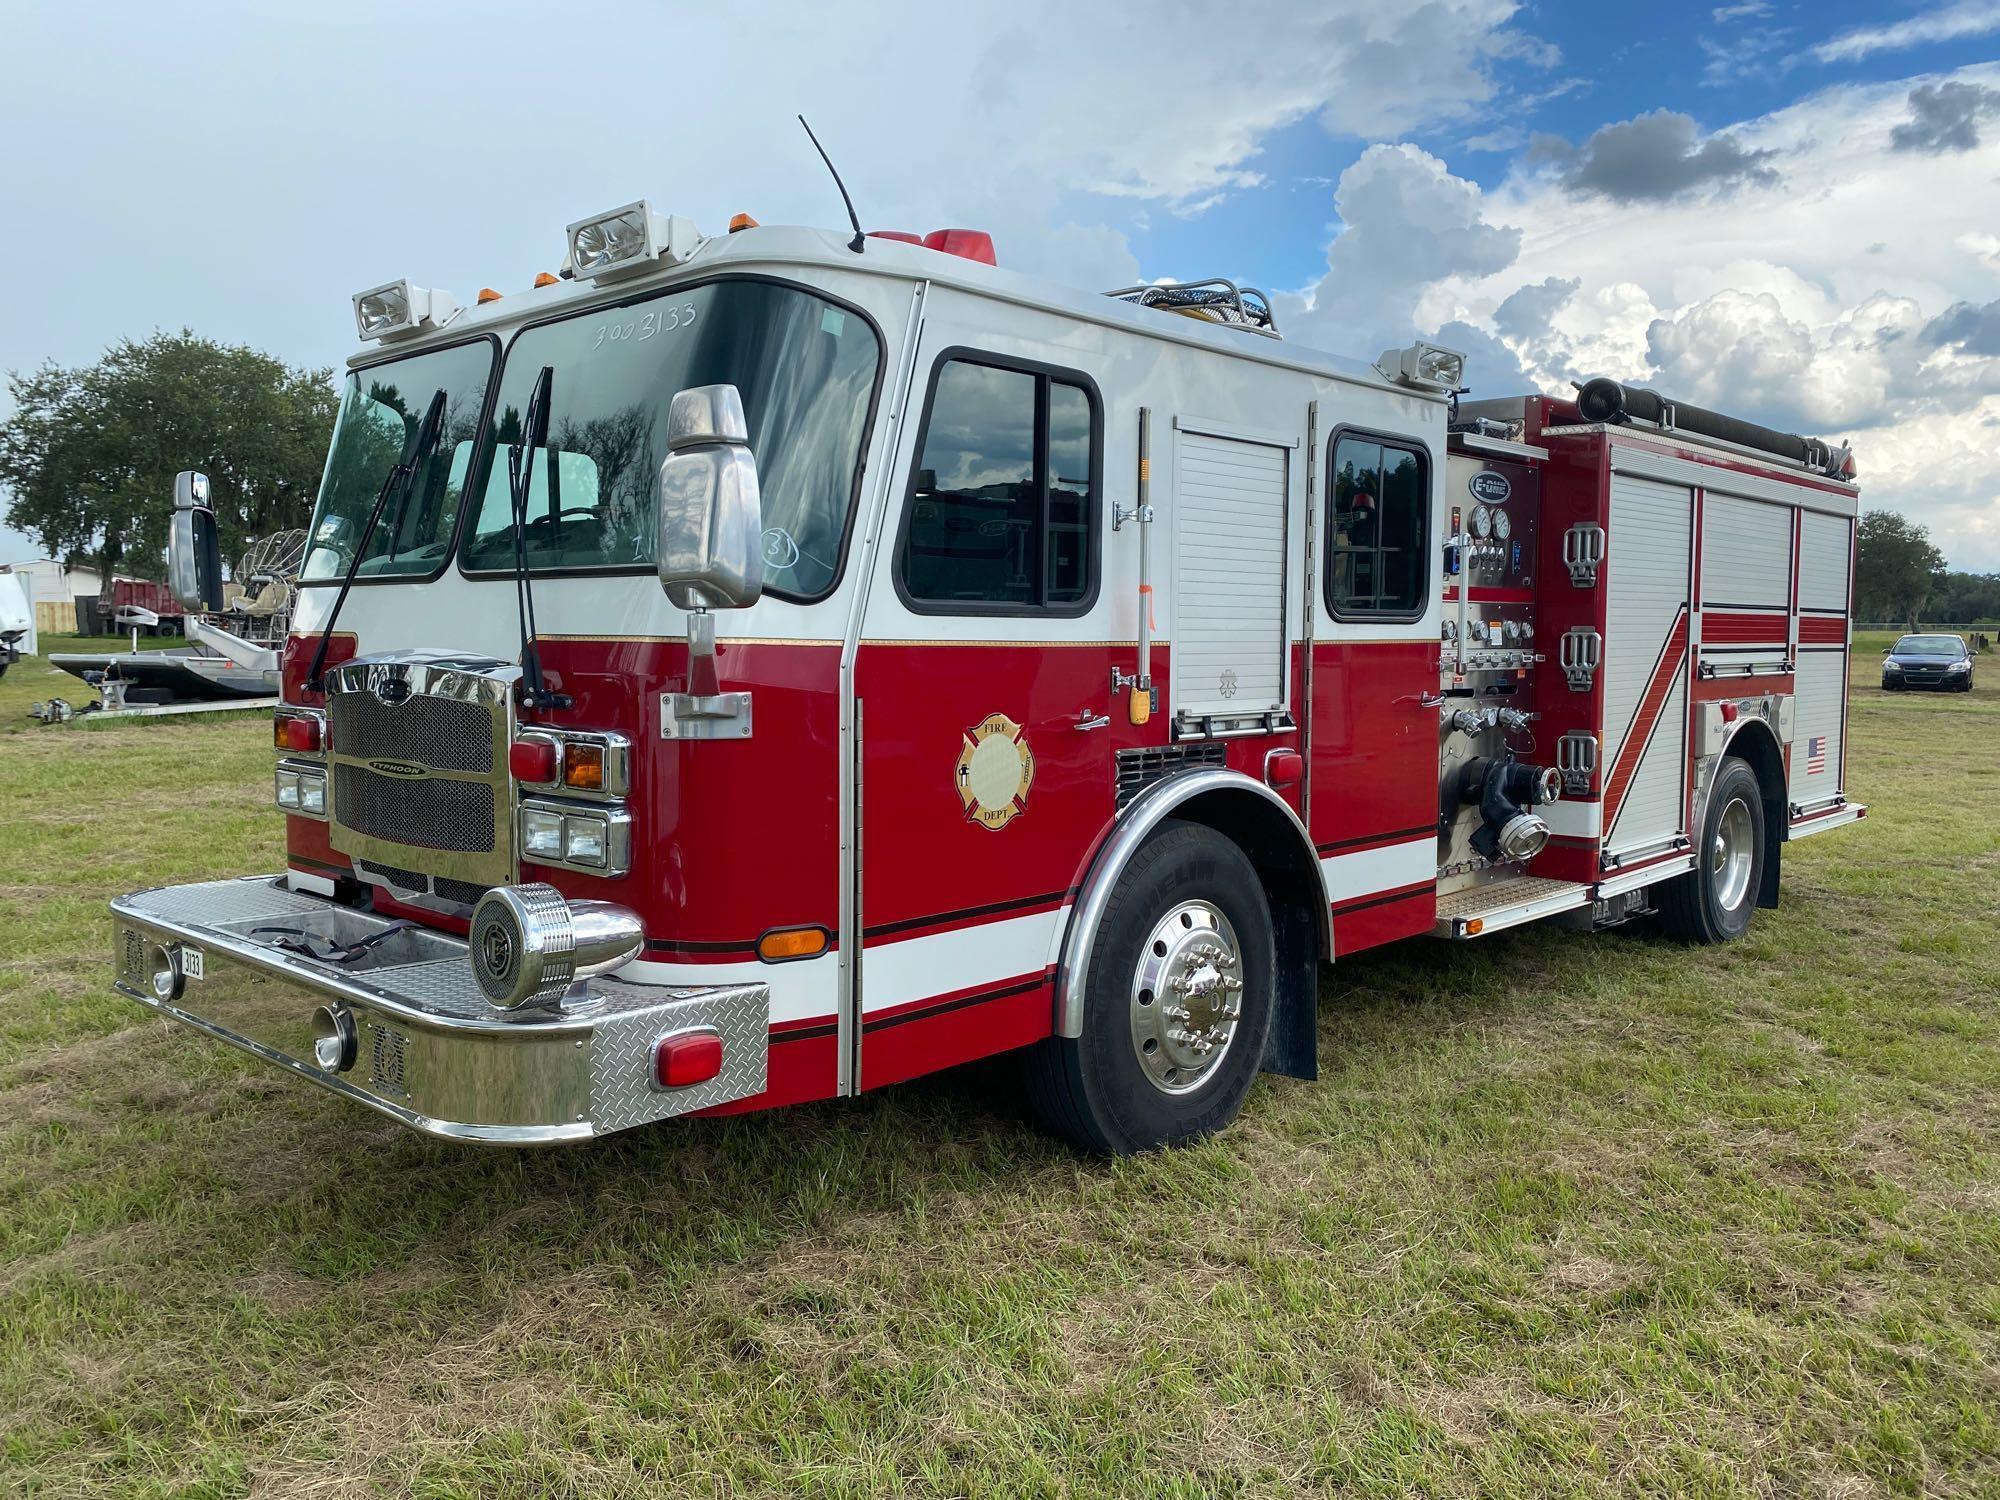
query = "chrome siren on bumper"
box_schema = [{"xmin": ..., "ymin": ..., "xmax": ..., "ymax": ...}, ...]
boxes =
[{"xmin": 109, "ymin": 877, "xmax": 769, "ymax": 1144}]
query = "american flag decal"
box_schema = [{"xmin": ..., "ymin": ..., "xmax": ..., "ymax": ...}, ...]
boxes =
[{"xmin": 1806, "ymin": 735, "xmax": 1827, "ymax": 774}]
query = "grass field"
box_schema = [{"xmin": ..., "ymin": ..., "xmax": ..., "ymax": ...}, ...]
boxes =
[
  {"xmin": 1, "ymin": 634, "xmax": 1995, "ymax": 1497},
  {"xmin": 0, "ymin": 635, "xmax": 192, "ymax": 735}
]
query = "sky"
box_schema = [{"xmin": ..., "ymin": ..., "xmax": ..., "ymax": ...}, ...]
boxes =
[{"xmin": 3, "ymin": 0, "xmax": 1999, "ymax": 568}]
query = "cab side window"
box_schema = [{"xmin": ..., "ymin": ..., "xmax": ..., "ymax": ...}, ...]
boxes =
[
  {"xmin": 1327, "ymin": 433, "xmax": 1428, "ymax": 618},
  {"xmin": 898, "ymin": 355, "xmax": 1099, "ymax": 612}
]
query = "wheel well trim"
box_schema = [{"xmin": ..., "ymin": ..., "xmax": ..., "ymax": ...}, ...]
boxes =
[
  {"xmin": 1702, "ymin": 714, "xmax": 1786, "ymax": 829},
  {"xmin": 1055, "ymin": 768, "xmax": 1330, "ymax": 1039}
]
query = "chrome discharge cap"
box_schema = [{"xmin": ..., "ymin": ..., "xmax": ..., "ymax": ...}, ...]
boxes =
[{"xmin": 470, "ymin": 884, "xmax": 644, "ymax": 1012}]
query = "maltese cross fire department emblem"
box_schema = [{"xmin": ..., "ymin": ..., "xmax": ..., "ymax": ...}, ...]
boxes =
[{"xmin": 954, "ymin": 712, "xmax": 1035, "ymax": 831}]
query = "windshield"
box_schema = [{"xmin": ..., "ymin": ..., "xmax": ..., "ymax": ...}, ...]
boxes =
[
  {"xmin": 1893, "ymin": 635, "xmax": 1963, "ymax": 656},
  {"xmin": 303, "ymin": 340, "xmax": 495, "ymax": 583},
  {"xmin": 460, "ymin": 279, "xmax": 879, "ymax": 599}
]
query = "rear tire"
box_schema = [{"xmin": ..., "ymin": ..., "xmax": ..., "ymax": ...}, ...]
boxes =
[
  {"xmin": 1657, "ymin": 756, "xmax": 1764, "ymax": 944},
  {"xmin": 1027, "ymin": 821, "xmax": 1274, "ymax": 1155}
]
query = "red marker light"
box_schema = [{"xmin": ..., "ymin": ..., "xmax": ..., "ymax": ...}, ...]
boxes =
[
  {"xmin": 282, "ymin": 715, "xmax": 321, "ymax": 752},
  {"xmin": 654, "ymin": 1031, "xmax": 723, "ymax": 1089},
  {"xmin": 509, "ymin": 737, "xmax": 558, "ymax": 783},
  {"xmin": 1720, "ymin": 702, "xmax": 1739, "ymax": 723}
]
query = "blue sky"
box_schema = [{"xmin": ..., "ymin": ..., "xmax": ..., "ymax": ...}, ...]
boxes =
[{"xmin": 3, "ymin": 1, "xmax": 1999, "ymax": 569}]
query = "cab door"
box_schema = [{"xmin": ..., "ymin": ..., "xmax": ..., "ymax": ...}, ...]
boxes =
[
  {"xmin": 1308, "ymin": 425, "xmax": 1444, "ymax": 952},
  {"xmin": 851, "ymin": 338, "xmax": 1117, "ymax": 1091}
]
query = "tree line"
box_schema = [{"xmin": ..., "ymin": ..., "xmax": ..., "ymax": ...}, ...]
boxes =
[
  {"xmin": 1856, "ymin": 511, "xmax": 1998, "ymax": 628},
  {"xmin": 0, "ymin": 331, "xmax": 337, "ymax": 581}
]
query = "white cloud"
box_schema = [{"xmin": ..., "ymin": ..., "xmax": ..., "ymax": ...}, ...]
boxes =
[
  {"xmin": 1399, "ymin": 63, "xmax": 2000, "ymax": 567},
  {"xmin": 1281, "ymin": 144, "xmax": 1520, "ymax": 356},
  {"xmin": 1814, "ymin": 0, "xmax": 2000, "ymax": 62}
]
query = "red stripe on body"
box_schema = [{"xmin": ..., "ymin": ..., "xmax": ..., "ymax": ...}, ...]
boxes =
[
  {"xmin": 1603, "ymin": 607, "xmax": 1690, "ymax": 833},
  {"xmin": 1702, "ymin": 611, "xmax": 1790, "ymax": 646}
]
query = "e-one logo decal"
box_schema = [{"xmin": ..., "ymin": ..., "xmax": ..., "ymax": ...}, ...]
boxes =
[
  {"xmin": 1468, "ymin": 470, "xmax": 1512, "ymax": 504},
  {"xmin": 954, "ymin": 713, "xmax": 1035, "ymax": 831},
  {"xmin": 367, "ymin": 759, "xmax": 430, "ymax": 780}
]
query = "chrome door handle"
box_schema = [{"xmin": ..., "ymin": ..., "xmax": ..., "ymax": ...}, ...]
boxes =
[
  {"xmin": 1416, "ymin": 693, "xmax": 1446, "ymax": 708},
  {"xmin": 1073, "ymin": 710, "xmax": 1111, "ymax": 731}
]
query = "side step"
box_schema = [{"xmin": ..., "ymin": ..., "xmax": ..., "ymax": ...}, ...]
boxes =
[{"xmin": 1433, "ymin": 876, "xmax": 1591, "ymax": 939}]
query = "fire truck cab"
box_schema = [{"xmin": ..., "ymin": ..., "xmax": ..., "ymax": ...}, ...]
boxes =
[{"xmin": 112, "ymin": 205, "xmax": 1863, "ymax": 1152}]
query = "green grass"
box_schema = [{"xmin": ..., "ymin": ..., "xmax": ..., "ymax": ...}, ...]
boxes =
[
  {"xmin": 0, "ymin": 634, "xmax": 189, "ymax": 735},
  {"xmin": 1, "ymin": 648, "xmax": 1995, "ymax": 1497}
]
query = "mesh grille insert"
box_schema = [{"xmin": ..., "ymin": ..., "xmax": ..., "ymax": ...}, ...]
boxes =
[
  {"xmin": 335, "ymin": 766, "xmax": 495, "ymax": 853},
  {"xmin": 328, "ymin": 692, "xmax": 494, "ymax": 774}
]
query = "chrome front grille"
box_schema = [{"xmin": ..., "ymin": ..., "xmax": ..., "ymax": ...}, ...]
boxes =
[{"xmin": 324, "ymin": 653, "xmax": 516, "ymax": 890}]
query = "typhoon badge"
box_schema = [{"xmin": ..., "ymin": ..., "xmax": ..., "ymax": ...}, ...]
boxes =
[{"xmin": 954, "ymin": 713, "xmax": 1035, "ymax": 831}]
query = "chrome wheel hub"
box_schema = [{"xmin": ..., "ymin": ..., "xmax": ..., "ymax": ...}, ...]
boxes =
[
  {"xmin": 1130, "ymin": 900, "xmax": 1244, "ymax": 1095},
  {"xmin": 1712, "ymin": 795, "xmax": 1755, "ymax": 912}
]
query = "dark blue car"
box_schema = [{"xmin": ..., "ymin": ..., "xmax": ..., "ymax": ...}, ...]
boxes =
[{"xmin": 1881, "ymin": 633, "xmax": 1975, "ymax": 691}]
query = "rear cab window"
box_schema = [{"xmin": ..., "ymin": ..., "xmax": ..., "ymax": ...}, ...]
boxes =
[{"xmin": 896, "ymin": 352, "xmax": 1101, "ymax": 615}]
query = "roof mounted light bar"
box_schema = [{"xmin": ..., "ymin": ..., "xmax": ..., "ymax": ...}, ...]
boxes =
[
  {"xmin": 565, "ymin": 200, "xmax": 702, "ymax": 285},
  {"xmin": 1106, "ymin": 278, "xmax": 1280, "ymax": 339},
  {"xmin": 352, "ymin": 280, "xmax": 460, "ymax": 343}
]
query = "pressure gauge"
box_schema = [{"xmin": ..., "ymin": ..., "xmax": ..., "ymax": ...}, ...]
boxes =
[
  {"xmin": 1441, "ymin": 618, "xmax": 1457, "ymax": 641},
  {"xmin": 1471, "ymin": 505, "xmax": 1493, "ymax": 539},
  {"xmin": 1503, "ymin": 619, "xmax": 1521, "ymax": 642},
  {"xmin": 1492, "ymin": 508, "xmax": 1511, "ymax": 541}
]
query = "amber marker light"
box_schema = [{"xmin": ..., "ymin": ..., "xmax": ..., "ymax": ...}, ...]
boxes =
[
  {"xmin": 533, "ymin": 272, "xmax": 560, "ymax": 287},
  {"xmin": 562, "ymin": 742, "xmax": 606, "ymax": 792},
  {"xmin": 757, "ymin": 926, "xmax": 830, "ymax": 963},
  {"xmin": 729, "ymin": 213, "xmax": 759, "ymax": 232},
  {"xmin": 476, "ymin": 287, "xmax": 503, "ymax": 304}
]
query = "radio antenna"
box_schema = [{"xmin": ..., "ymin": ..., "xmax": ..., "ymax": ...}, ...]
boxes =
[{"xmin": 799, "ymin": 115, "xmax": 866, "ymax": 253}]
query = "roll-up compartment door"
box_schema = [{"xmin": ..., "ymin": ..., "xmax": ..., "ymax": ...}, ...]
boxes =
[
  {"xmin": 1602, "ymin": 474, "xmax": 1692, "ymax": 859},
  {"xmin": 1170, "ymin": 428, "xmax": 1290, "ymax": 729}
]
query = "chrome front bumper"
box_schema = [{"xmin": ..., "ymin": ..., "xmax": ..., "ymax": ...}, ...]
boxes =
[{"xmin": 109, "ymin": 877, "xmax": 769, "ymax": 1145}]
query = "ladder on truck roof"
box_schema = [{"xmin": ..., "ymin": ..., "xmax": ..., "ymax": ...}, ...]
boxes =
[{"xmin": 1105, "ymin": 278, "xmax": 1280, "ymax": 339}]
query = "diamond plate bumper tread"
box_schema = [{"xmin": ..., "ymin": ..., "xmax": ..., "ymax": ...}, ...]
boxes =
[{"xmin": 109, "ymin": 876, "xmax": 769, "ymax": 1144}]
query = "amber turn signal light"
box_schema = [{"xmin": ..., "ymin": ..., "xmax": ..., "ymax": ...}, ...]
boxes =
[
  {"xmin": 757, "ymin": 926, "xmax": 830, "ymax": 963},
  {"xmin": 562, "ymin": 742, "xmax": 605, "ymax": 791}
]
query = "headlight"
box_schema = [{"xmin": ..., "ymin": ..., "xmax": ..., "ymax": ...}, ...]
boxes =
[
  {"xmin": 563, "ymin": 816, "xmax": 607, "ymax": 867},
  {"xmin": 1946, "ymin": 660, "xmax": 1970, "ymax": 673},
  {"xmin": 299, "ymin": 774, "xmax": 326, "ymax": 816},
  {"xmin": 1883, "ymin": 660, "xmax": 1903, "ymax": 672},
  {"xmin": 517, "ymin": 800, "xmax": 629, "ymax": 876},
  {"xmin": 275, "ymin": 769, "xmax": 301, "ymax": 810},
  {"xmin": 522, "ymin": 808, "xmax": 565, "ymax": 859}
]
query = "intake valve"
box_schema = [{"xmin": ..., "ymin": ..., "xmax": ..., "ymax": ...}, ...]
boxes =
[{"xmin": 1459, "ymin": 755, "xmax": 1562, "ymax": 861}]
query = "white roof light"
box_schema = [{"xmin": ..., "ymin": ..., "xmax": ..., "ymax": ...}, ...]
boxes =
[
  {"xmin": 1376, "ymin": 341, "xmax": 1467, "ymax": 392},
  {"xmin": 565, "ymin": 201, "xmax": 701, "ymax": 285},
  {"xmin": 352, "ymin": 280, "xmax": 460, "ymax": 343}
]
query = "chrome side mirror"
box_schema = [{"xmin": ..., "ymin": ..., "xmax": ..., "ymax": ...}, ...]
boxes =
[
  {"xmin": 168, "ymin": 471, "xmax": 225, "ymax": 611},
  {"xmin": 656, "ymin": 385, "xmax": 763, "ymax": 612}
]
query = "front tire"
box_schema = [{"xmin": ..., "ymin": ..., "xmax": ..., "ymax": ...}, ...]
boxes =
[
  {"xmin": 1657, "ymin": 757, "xmax": 1764, "ymax": 944},
  {"xmin": 1028, "ymin": 821, "xmax": 1275, "ymax": 1155}
]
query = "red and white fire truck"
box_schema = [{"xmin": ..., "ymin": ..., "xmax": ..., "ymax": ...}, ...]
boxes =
[{"xmin": 113, "ymin": 204, "xmax": 1864, "ymax": 1152}]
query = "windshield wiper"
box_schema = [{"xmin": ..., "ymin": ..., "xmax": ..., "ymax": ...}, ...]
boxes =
[
  {"xmin": 509, "ymin": 365, "xmax": 570, "ymax": 713},
  {"xmin": 306, "ymin": 388, "xmax": 447, "ymax": 693}
]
